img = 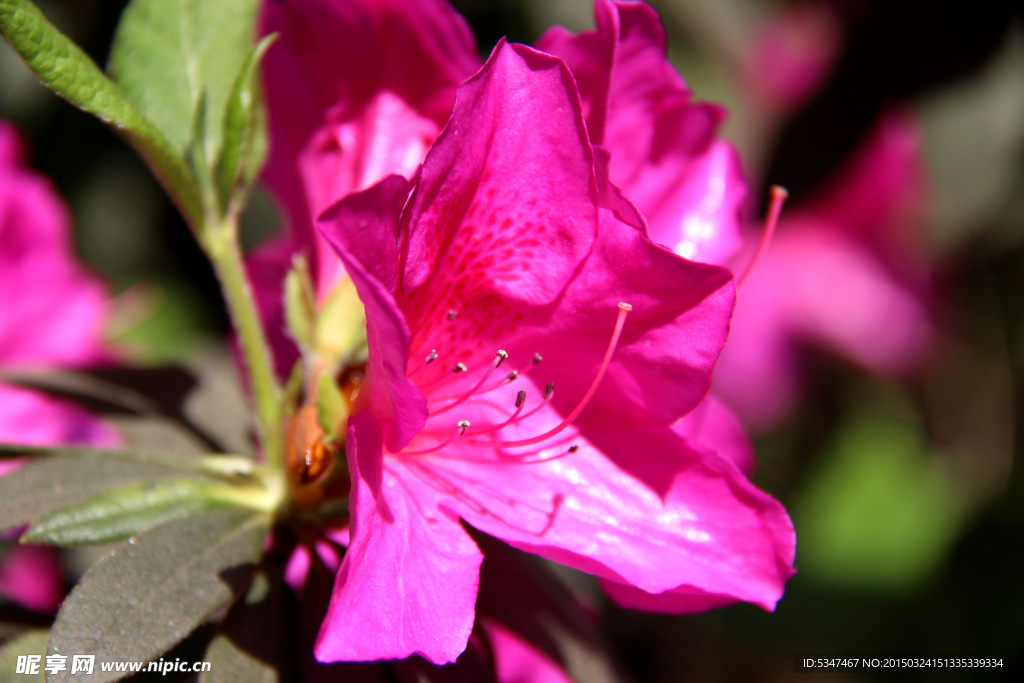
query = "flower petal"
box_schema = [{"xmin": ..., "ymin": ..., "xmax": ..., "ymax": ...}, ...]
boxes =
[
  {"xmin": 395, "ymin": 41, "xmax": 600, "ymax": 360},
  {"xmin": 599, "ymin": 578, "xmax": 739, "ymax": 615},
  {"xmin": 0, "ymin": 382, "xmax": 120, "ymax": 448},
  {"xmin": 537, "ymin": 0, "xmax": 747, "ymax": 265},
  {"xmin": 315, "ymin": 412, "xmax": 482, "ymax": 664},
  {"xmin": 403, "ymin": 393, "xmax": 794, "ymax": 611},
  {"xmin": 319, "ymin": 177, "xmax": 427, "ymax": 453}
]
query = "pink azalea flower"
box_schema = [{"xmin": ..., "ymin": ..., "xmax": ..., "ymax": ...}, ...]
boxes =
[
  {"xmin": 314, "ymin": 42, "xmax": 794, "ymax": 664},
  {"xmin": 0, "ymin": 120, "xmax": 119, "ymax": 612},
  {"xmin": 713, "ymin": 112, "xmax": 934, "ymax": 428}
]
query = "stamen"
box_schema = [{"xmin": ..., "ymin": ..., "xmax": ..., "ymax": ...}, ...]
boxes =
[
  {"xmin": 737, "ymin": 185, "xmax": 787, "ymax": 288},
  {"xmin": 568, "ymin": 443, "xmax": 579, "ymax": 453},
  {"xmin": 533, "ymin": 353, "xmax": 543, "ymax": 365},
  {"xmin": 452, "ymin": 362, "xmax": 467, "ymax": 373},
  {"xmin": 516, "ymin": 390, "xmax": 527, "ymax": 408},
  {"xmin": 543, "ymin": 382, "xmax": 555, "ymax": 400},
  {"xmin": 447, "ymin": 310, "xmax": 458, "ymax": 321},
  {"xmin": 431, "ymin": 351, "xmax": 511, "ymax": 416},
  {"xmin": 506, "ymin": 370, "xmax": 518, "ymax": 382},
  {"xmin": 473, "ymin": 302, "xmax": 633, "ymax": 448},
  {"xmin": 402, "ymin": 420, "xmax": 470, "ymax": 455}
]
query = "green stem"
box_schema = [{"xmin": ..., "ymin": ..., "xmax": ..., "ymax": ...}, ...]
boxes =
[{"xmin": 203, "ymin": 221, "xmax": 283, "ymax": 470}]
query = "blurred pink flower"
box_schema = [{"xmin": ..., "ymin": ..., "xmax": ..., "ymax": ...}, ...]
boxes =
[
  {"xmin": 714, "ymin": 112, "xmax": 934, "ymax": 427},
  {"xmin": 314, "ymin": 42, "xmax": 794, "ymax": 664},
  {"xmin": 745, "ymin": 2, "xmax": 842, "ymax": 113},
  {"xmin": 0, "ymin": 121, "xmax": 119, "ymax": 612}
]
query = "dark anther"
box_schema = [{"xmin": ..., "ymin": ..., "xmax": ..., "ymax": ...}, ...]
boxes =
[
  {"xmin": 447, "ymin": 310, "xmax": 458, "ymax": 321},
  {"xmin": 453, "ymin": 362, "xmax": 467, "ymax": 373},
  {"xmin": 544, "ymin": 382, "xmax": 555, "ymax": 399},
  {"xmin": 532, "ymin": 353, "xmax": 543, "ymax": 365},
  {"xmin": 506, "ymin": 370, "xmax": 519, "ymax": 382},
  {"xmin": 515, "ymin": 390, "xmax": 527, "ymax": 408},
  {"xmin": 568, "ymin": 443, "xmax": 579, "ymax": 453},
  {"xmin": 426, "ymin": 349, "xmax": 438, "ymax": 364}
]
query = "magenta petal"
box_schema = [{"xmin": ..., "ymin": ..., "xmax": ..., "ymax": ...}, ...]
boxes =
[
  {"xmin": 0, "ymin": 125, "xmax": 109, "ymax": 367},
  {"xmin": 0, "ymin": 544, "xmax": 63, "ymax": 613},
  {"xmin": 599, "ymin": 578, "xmax": 739, "ymax": 615},
  {"xmin": 315, "ymin": 413, "xmax": 482, "ymax": 664},
  {"xmin": 319, "ymin": 178, "xmax": 427, "ymax": 453},
  {"xmin": 487, "ymin": 622, "xmax": 575, "ymax": 683},
  {"xmin": 398, "ymin": 41, "xmax": 598, "ymax": 317},
  {"xmin": 0, "ymin": 382, "xmax": 120, "ymax": 448},
  {"xmin": 673, "ymin": 393, "xmax": 756, "ymax": 476},
  {"xmin": 418, "ymin": 397, "xmax": 794, "ymax": 610},
  {"xmin": 538, "ymin": 0, "xmax": 747, "ymax": 265},
  {"xmin": 526, "ymin": 209, "xmax": 735, "ymax": 426}
]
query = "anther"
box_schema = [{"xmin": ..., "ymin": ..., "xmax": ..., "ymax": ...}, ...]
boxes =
[
  {"xmin": 543, "ymin": 382, "xmax": 555, "ymax": 400},
  {"xmin": 452, "ymin": 362, "xmax": 467, "ymax": 373},
  {"xmin": 532, "ymin": 353, "xmax": 543, "ymax": 365},
  {"xmin": 515, "ymin": 390, "xmax": 526, "ymax": 408},
  {"xmin": 403, "ymin": 420, "xmax": 471, "ymax": 455},
  {"xmin": 495, "ymin": 350, "xmax": 508, "ymax": 367},
  {"xmin": 447, "ymin": 310, "xmax": 458, "ymax": 321},
  {"xmin": 505, "ymin": 370, "xmax": 519, "ymax": 382},
  {"xmin": 568, "ymin": 443, "xmax": 579, "ymax": 453},
  {"xmin": 426, "ymin": 350, "xmax": 438, "ymax": 364}
]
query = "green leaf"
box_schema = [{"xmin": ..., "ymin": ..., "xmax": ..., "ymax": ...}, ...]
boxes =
[
  {"xmin": 21, "ymin": 479, "xmax": 248, "ymax": 546},
  {"xmin": 217, "ymin": 34, "xmax": 275, "ymax": 210},
  {"xmin": 201, "ymin": 571, "xmax": 291, "ymax": 683},
  {"xmin": 0, "ymin": 630, "xmax": 49, "ymax": 682},
  {"xmin": 47, "ymin": 509, "xmax": 268, "ymax": 683},
  {"xmin": 316, "ymin": 372, "xmax": 348, "ymax": 441},
  {"xmin": 0, "ymin": 451, "xmax": 225, "ymax": 533},
  {"xmin": 108, "ymin": 0, "xmax": 260, "ymax": 171},
  {"xmin": 0, "ymin": 0, "xmax": 201, "ymax": 227},
  {"xmin": 283, "ymin": 255, "xmax": 316, "ymax": 353}
]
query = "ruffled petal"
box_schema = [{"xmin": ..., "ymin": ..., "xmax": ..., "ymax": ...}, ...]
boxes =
[
  {"xmin": 398, "ymin": 391, "xmax": 794, "ymax": 611},
  {"xmin": 315, "ymin": 413, "xmax": 482, "ymax": 664}
]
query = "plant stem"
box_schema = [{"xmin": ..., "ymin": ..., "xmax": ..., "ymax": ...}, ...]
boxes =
[{"xmin": 203, "ymin": 220, "xmax": 283, "ymax": 470}]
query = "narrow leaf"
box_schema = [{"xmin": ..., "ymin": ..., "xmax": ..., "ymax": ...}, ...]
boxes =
[
  {"xmin": 21, "ymin": 479, "xmax": 250, "ymax": 546},
  {"xmin": 0, "ymin": 451, "xmax": 225, "ymax": 533},
  {"xmin": 47, "ymin": 509, "xmax": 269, "ymax": 683},
  {"xmin": 108, "ymin": 0, "xmax": 260, "ymax": 166},
  {"xmin": 0, "ymin": 0, "xmax": 201, "ymax": 227},
  {"xmin": 283, "ymin": 255, "xmax": 315, "ymax": 352},
  {"xmin": 217, "ymin": 34, "xmax": 276, "ymax": 208}
]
